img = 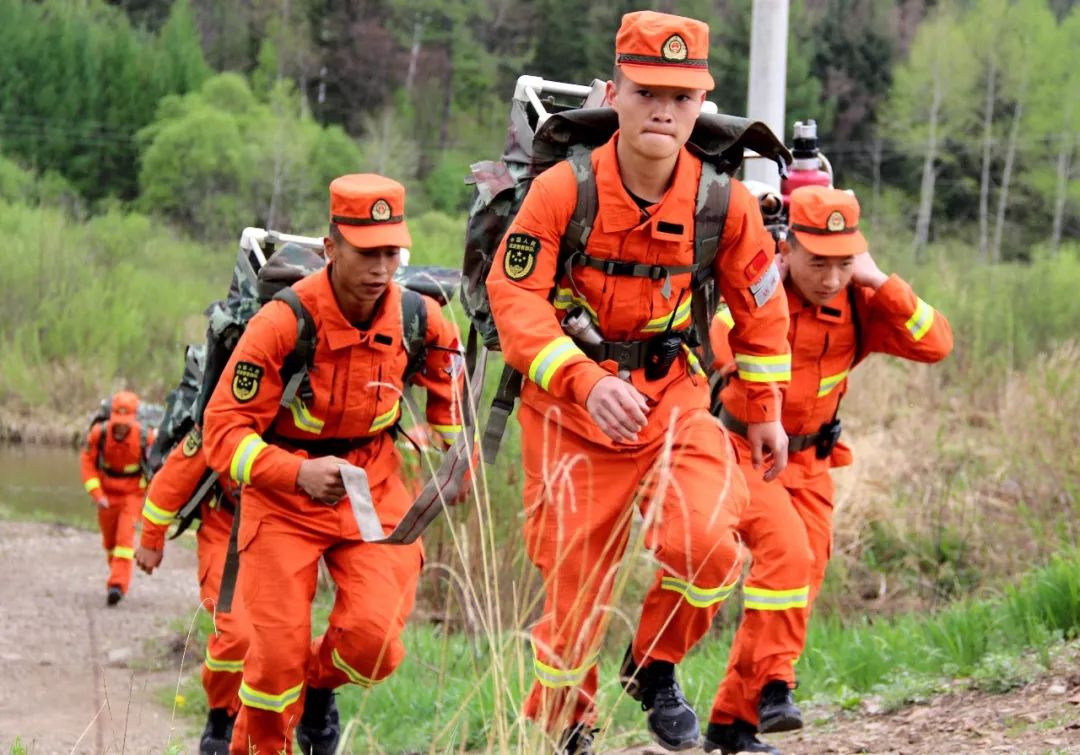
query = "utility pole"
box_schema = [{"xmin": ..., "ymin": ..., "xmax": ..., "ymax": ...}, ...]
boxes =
[{"xmin": 744, "ymin": 0, "xmax": 789, "ymax": 190}]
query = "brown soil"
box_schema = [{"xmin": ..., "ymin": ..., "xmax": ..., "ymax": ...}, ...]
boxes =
[
  {"xmin": 0, "ymin": 521, "xmax": 202, "ymax": 754},
  {"xmin": 613, "ymin": 660, "xmax": 1080, "ymax": 755}
]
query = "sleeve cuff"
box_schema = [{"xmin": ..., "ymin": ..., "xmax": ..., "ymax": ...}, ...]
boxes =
[
  {"xmin": 723, "ymin": 381, "xmax": 782, "ymax": 423},
  {"xmin": 139, "ymin": 526, "xmax": 167, "ymax": 551},
  {"xmin": 563, "ymin": 360, "xmax": 612, "ymax": 407}
]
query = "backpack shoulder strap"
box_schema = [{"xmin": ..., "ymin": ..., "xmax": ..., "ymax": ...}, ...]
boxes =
[
  {"xmin": 848, "ymin": 283, "xmax": 864, "ymax": 367},
  {"xmin": 96, "ymin": 420, "xmax": 108, "ymax": 470},
  {"xmin": 559, "ymin": 147, "xmax": 599, "ymax": 266},
  {"xmin": 272, "ymin": 287, "xmax": 317, "ymax": 408},
  {"xmin": 400, "ymin": 288, "xmax": 428, "ymax": 382},
  {"xmin": 690, "ymin": 161, "xmax": 732, "ymax": 374}
]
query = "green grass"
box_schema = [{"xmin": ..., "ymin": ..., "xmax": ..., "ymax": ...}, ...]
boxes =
[{"xmin": 165, "ymin": 547, "xmax": 1080, "ymax": 752}]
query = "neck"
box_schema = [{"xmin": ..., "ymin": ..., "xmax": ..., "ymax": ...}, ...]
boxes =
[
  {"xmin": 616, "ymin": 139, "xmax": 678, "ymax": 203},
  {"xmin": 329, "ymin": 265, "xmax": 379, "ymax": 324}
]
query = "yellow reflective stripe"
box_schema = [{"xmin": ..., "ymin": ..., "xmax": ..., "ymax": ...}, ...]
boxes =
[
  {"xmin": 369, "ymin": 400, "xmax": 401, "ymax": 433},
  {"xmin": 331, "ymin": 647, "xmax": 377, "ymax": 688},
  {"xmin": 288, "ymin": 396, "xmax": 325, "ymax": 435},
  {"xmin": 528, "ymin": 336, "xmax": 585, "ymax": 391},
  {"xmin": 661, "ymin": 576, "xmax": 738, "ymax": 608},
  {"xmin": 238, "ymin": 681, "xmax": 303, "ymax": 713},
  {"xmin": 142, "ymin": 498, "xmax": 174, "ymax": 526},
  {"xmin": 123, "ymin": 463, "xmax": 140, "ymax": 473},
  {"xmin": 817, "ymin": 369, "xmax": 849, "ymax": 398},
  {"xmin": 552, "ymin": 287, "xmax": 599, "ymax": 320},
  {"xmin": 905, "ymin": 298, "xmax": 934, "ymax": 341},
  {"xmin": 229, "ymin": 433, "xmax": 268, "ymax": 485},
  {"xmin": 111, "ymin": 546, "xmax": 135, "ymax": 560},
  {"xmin": 642, "ymin": 295, "xmax": 693, "ymax": 333},
  {"xmin": 84, "ymin": 478, "xmax": 102, "ymax": 493},
  {"xmin": 734, "ymin": 353, "xmax": 791, "ymax": 383},
  {"xmin": 431, "ymin": 424, "xmax": 462, "ymax": 443},
  {"xmin": 205, "ymin": 653, "xmax": 244, "ymax": 673},
  {"xmin": 532, "ymin": 646, "xmax": 598, "ymax": 688},
  {"xmin": 743, "ymin": 585, "xmax": 810, "ymax": 611},
  {"xmin": 716, "ymin": 303, "xmax": 735, "ymax": 330},
  {"xmin": 681, "ymin": 344, "xmax": 705, "ymax": 376}
]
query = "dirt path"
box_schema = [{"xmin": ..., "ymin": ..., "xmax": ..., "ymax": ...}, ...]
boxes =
[
  {"xmin": 613, "ymin": 653, "xmax": 1080, "ymax": 755},
  {"xmin": 0, "ymin": 521, "xmax": 202, "ymax": 754}
]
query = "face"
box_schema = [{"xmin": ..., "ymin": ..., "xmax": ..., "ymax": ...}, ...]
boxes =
[
  {"xmin": 606, "ymin": 73, "xmax": 705, "ymax": 161},
  {"xmin": 111, "ymin": 423, "xmax": 131, "ymax": 442},
  {"xmin": 783, "ymin": 238, "xmax": 855, "ymax": 306},
  {"xmin": 324, "ymin": 232, "xmax": 401, "ymax": 313}
]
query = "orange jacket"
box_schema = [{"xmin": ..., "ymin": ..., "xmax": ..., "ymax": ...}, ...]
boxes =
[
  {"xmin": 80, "ymin": 421, "xmax": 150, "ymax": 499},
  {"xmin": 712, "ymin": 273, "xmax": 953, "ymax": 479},
  {"xmin": 487, "ymin": 134, "xmax": 790, "ymax": 448},
  {"xmin": 202, "ymin": 268, "xmax": 462, "ymax": 521},
  {"xmin": 140, "ymin": 431, "xmax": 240, "ymax": 551}
]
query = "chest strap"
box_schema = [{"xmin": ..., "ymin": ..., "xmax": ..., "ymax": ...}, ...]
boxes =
[
  {"xmin": 571, "ymin": 251, "xmax": 698, "ymax": 280},
  {"xmin": 718, "ymin": 407, "xmax": 840, "ymax": 456}
]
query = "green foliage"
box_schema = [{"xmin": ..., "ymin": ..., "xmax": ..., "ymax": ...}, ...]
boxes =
[
  {"xmin": 0, "ymin": 0, "xmax": 208, "ymax": 201},
  {"xmin": 137, "ymin": 74, "xmax": 363, "ymax": 239},
  {"xmin": 0, "ymin": 199, "xmax": 220, "ymax": 409}
]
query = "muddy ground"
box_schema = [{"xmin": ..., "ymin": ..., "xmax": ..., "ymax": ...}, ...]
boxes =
[
  {"xmin": 1, "ymin": 521, "xmax": 1079, "ymax": 754},
  {"xmin": 0, "ymin": 521, "xmax": 202, "ymax": 754}
]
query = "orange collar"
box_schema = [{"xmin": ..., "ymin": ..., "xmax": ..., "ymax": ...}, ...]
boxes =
[
  {"xmin": 298, "ymin": 267, "xmax": 404, "ymax": 354},
  {"xmin": 594, "ymin": 133, "xmax": 698, "ymax": 239}
]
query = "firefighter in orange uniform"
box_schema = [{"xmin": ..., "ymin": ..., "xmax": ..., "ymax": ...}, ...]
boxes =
[
  {"xmin": 704, "ymin": 186, "xmax": 953, "ymax": 754},
  {"xmin": 486, "ymin": 11, "xmax": 791, "ymax": 753},
  {"xmin": 80, "ymin": 390, "xmax": 151, "ymax": 605},
  {"xmin": 135, "ymin": 433, "xmax": 250, "ymax": 755},
  {"xmin": 202, "ymin": 174, "xmax": 463, "ymax": 755}
]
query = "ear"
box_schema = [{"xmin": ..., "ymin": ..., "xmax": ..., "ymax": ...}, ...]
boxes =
[
  {"xmin": 778, "ymin": 239, "xmax": 791, "ymax": 258},
  {"xmin": 604, "ymin": 78, "xmax": 618, "ymax": 107},
  {"xmin": 323, "ymin": 235, "xmax": 336, "ymax": 263}
]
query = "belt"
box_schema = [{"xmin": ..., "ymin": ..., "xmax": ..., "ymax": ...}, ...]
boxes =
[
  {"xmin": 267, "ymin": 433, "xmax": 380, "ymax": 457},
  {"xmin": 717, "ymin": 408, "xmax": 826, "ymax": 454},
  {"xmin": 575, "ymin": 339, "xmax": 651, "ymax": 370},
  {"xmin": 102, "ymin": 468, "xmax": 143, "ymax": 479}
]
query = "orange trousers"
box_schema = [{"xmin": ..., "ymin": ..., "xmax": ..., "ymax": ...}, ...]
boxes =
[
  {"xmin": 520, "ymin": 403, "xmax": 747, "ymax": 732},
  {"xmin": 229, "ymin": 474, "xmax": 422, "ymax": 755},
  {"xmin": 197, "ymin": 506, "xmax": 251, "ymax": 714},
  {"xmin": 710, "ymin": 441, "xmax": 835, "ymax": 727},
  {"xmin": 96, "ymin": 490, "xmax": 141, "ymax": 593}
]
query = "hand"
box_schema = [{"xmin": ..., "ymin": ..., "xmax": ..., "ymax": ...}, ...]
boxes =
[
  {"xmin": 135, "ymin": 547, "xmax": 163, "ymax": 575},
  {"xmin": 297, "ymin": 456, "xmax": 348, "ymax": 503},
  {"xmin": 851, "ymin": 252, "xmax": 888, "ymax": 290},
  {"xmin": 586, "ymin": 376, "xmax": 650, "ymax": 443},
  {"xmin": 747, "ymin": 419, "xmax": 789, "ymax": 482},
  {"xmin": 93, "ymin": 496, "xmax": 109, "ymax": 509}
]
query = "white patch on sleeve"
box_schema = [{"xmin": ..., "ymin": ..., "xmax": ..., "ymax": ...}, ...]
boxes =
[{"xmin": 749, "ymin": 261, "xmax": 780, "ymax": 307}]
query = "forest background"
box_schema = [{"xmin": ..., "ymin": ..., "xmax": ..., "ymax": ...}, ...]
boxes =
[{"xmin": 1, "ymin": 0, "xmax": 1080, "ymax": 748}]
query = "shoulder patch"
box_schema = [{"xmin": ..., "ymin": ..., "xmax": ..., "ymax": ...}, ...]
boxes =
[
  {"xmin": 504, "ymin": 233, "xmax": 539, "ymax": 281},
  {"xmin": 232, "ymin": 362, "xmax": 264, "ymax": 403},
  {"xmin": 749, "ymin": 261, "xmax": 781, "ymax": 307},
  {"xmin": 182, "ymin": 429, "xmax": 202, "ymax": 457}
]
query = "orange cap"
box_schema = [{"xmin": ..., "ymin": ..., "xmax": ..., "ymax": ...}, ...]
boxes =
[
  {"xmin": 110, "ymin": 390, "xmax": 140, "ymax": 424},
  {"xmin": 789, "ymin": 186, "xmax": 868, "ymax": 257},
  {"xmin": 615, "ymin": 11, "xmax": 714, "ymax": 91},
  {"xmin": 329, "ymin": 174, "xmax": 412, "ymax": 250}
]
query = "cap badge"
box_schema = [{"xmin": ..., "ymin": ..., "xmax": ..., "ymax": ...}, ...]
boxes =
[
  {"xmin": 661, "ymin": 34, "xmax": 688, "ymax": 61},
  {"xmin": 826, "ymin": 210, "xmax": 846, "ymax": 232},
  {"xmin": 370, "ymin": 199, "xmax": 392, "ymax": 222}
]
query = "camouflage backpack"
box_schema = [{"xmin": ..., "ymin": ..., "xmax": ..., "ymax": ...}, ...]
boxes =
[{"xmin": 461, "ymin": 77, "xmax": 791, "ymax": 460}]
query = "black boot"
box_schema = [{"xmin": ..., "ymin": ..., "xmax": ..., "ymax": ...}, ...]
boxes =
[
  {"xmin": 106, "ymin": 586, "xmax": 123, "ymax": 606},
  {"xmin": 757, "ymin": 680, "xmax": 802, "ymax": 734},
  {"xmin": 619, "ymin": 646, "xmax": 700, "ymax": 751},
  {"xmin": 703, "ymin": 719, "xmax": 780, "ymax": 754},
  {"xmin": 199, "ymin": 708, "xmax": 235, "ymax": 755},
  {"xmin": 295, "ymin": 687, "xmax": 341, "ymax": 755},
  {"xmin": 555, "ymin": 723, "xmax": 596, "ymax": 755}
]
